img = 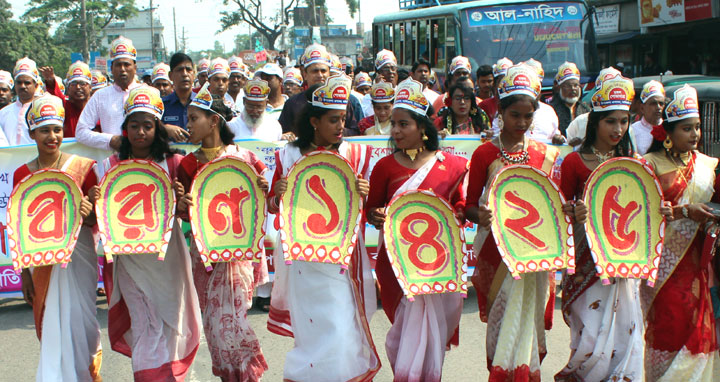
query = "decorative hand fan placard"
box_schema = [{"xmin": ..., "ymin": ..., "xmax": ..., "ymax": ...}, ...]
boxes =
[
  {"xmin": 97, "ymin": 159, "xmax": 175, "ymax": 262},
  {"xmin": 278, "ymin": 151, "xmax": 362, "ymax": 272},
  {"xmin": 6, "ymin": 170, "xmax": 84, "ymax": 273},
  {"xmin": 190, "ymin": 157, "xmax": 266, "ymax": 271},
  {"xmin": 583, "ymin": 158, "xmax": 664, "ymax": 286},
  {"xmin": 383, "ymin": 190, "xmax": 468, "ymax": 301},
  {"xmin": 487, "ymin": 165, "xmax": 574, "ymax": 279}
]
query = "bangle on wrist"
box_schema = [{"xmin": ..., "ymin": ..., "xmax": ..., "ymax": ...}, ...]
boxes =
[{"xmin": 682, "ymin": 204, "xmax": 690, "ymax": 219}]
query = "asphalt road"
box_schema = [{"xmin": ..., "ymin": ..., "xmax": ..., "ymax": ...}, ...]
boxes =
[{"xmin": 0, "ymin": 288, "xmax": 571, "ymax": 381}]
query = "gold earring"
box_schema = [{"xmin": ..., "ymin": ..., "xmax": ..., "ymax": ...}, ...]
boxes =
[
  {"xmin": 422, "ymin": 132, "xmax": 428, "ymax": 141},
  {"xmin": 497, "ymin": 115, "xmax": 504, "ymax": 130},
  {"xmin": 663, "ymin": 137, "xmax": 673, "ymax": 150}
]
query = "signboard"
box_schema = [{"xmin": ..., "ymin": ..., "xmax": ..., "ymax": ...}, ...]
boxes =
[
  {"xmin": 583, "ymin": 158, "xmax": 665, "ymax": 286},
  {"xmin": 279, "ymin": 151, "xmax": 363, "ymax": 271},
  {"xmin": 466, "ymin": 2, "xmax": 584, "ymax": 27},
  {"xmin": 6, "ymin": 170, "xmax": 83, "ymax": 272},
  {"xmin": 639, "ymin": 0, "xmax": 713, "ymax": 27},
  {"xmin": 487, "ymin": 165, "xmax": 574, "ymax": 279},
  {"xmin": 96, "ymin": 160, "xmax": 175, "ymax": 262},
  {"xmin": 190, "ymin": 157, "xmax": 266, "ymax": 271},
  {"xmin": 383, "ymin": 190, "xmax": 468, "ymax": 301},
  {"xmin": 595, "ymin": 5, "xmax": 620, "ymax": 35}
]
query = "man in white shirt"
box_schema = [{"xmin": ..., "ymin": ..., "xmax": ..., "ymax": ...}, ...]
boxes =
[
  {"xmin": 411, "ymin": 58, "xmax": 440, "ymax": 106},
  {"xmin": 566, "ymin": 66, "xmax": 623, "ymax": 148},
  {"xmin": 0, "ymin": 57, "xmax": 40, "ymax": 146},
  {"xmin": 227, "ymin": 56, "xmax": 248, "ymax": 112},
  {"xmin": 76, "ymin": 36, "xmax": 140, "ymax": 150},
  {"xmin": 255, "ymin": 63, "xmax": 286, "ymax": 120},
  {"xmin": 228, "ymin": 78, "xmax": 282, "ymax": 141},
  {"xmin": 630, "ymin": 80, "xmax": 666, "ymax": 155}
]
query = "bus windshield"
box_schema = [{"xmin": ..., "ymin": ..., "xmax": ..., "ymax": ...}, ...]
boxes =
[{"xmin": 460, "ymin": 2, "xmax": 593, "ymax": 83}]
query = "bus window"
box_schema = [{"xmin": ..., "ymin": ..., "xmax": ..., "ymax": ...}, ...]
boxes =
[
  {"xmin": 384, "ymin": 24, "xmax": 393, "ymax": 52},
  {"xmin": 432, "ymin": 18, "xmax": 447, "ymax": 69},
  {"xmin": 394, "ymin": 23, "xmax": 402, "ymax": 64},
  {"xmin": 405, "ymin": 21, "xmax": 414, "ymax": 66},
  {"xmin": 418, "ymin": 20, "xmax": 429, "ymax": 63},
  {"xmin": 446, "ymin": 17, "xmax": 457, "ymax": 61}
]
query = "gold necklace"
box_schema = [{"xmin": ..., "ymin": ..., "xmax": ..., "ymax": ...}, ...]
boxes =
[
  {"xmin": 403, "ymin": 146, "xmax": 425, "ymax": 161},
  {"xmin": 200, "ymin": 145, "xmax": 224, "ymax": 162},
  {"xmin": 591, "ymin": 146, "xmax": 614, "ymax": 163},
  {"xmin": 36, "ymin": 152, "xmax": 63, "ymax": 170}
]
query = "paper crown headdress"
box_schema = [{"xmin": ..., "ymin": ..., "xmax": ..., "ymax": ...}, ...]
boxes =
[
  {"xmin": 595, "ymin": 67, "xmax": 621, "ymax": 90},
  {"xmin": 370, "ymin": 81, "xmax": 395, "ymax": 103},
  {"xmin": 0, "ymin": 70, "xmax": 13, "ymax": 88},
  {"xmin": 330, "ymin": 55, "xmax": 343, "ymax": 74},
  {"xmin": 124, "ymin": 86, "xmax": 164, "ymax": 119},
  {"xmin": 555, "ymin": 61, "xmax": 580, "ymax": 85},
  {"xmin": 354, "ymin": 72, "xmax": 372, "ymax": 89},
  {"xmin": 640, "ymin": 80, "xmax": 665, "ymax": 103},
  {"xmin": 523, "ymin": 59, "xmax": 544, "ymax": 82},
  {"xmin": 244, "ymin": 79, "xmax": 271, "ymax": 101},
  {"xmin": 66, "ymin": 61, "xmax": 92, "ymax": 84},
  {"xmin": 591, "ymin": 74, "xmax": 634, "ymax": 112},
  {"xmin": 498, "ymin": 64, "xmax": 541, "ymax": 99},
  {"xmin": 375, "ymin": 49, "xmax": 397, "ymax": 70},
  {"xmin": 190, "ymin": 82, "xmax": 215, "ymax": 111},
  {"xmin": 110, "ymin": 36, "xmax": 137, "ymax": 61},
  {"xmin": 301, "ymin": 44, "xmax": 332, "ymax": 68},
  {"xmin": 492, "ymin": 57, "xmax": 513, "ymax": 77},
  {"xmin": 13, "ymin": 57, "xmax": 39, "ymax": 83},
  {"xmin": 208, "ymin": 58, "xmax": 230, "ymax": 78},
  {"xmin": 197, "ymin": 58, "xmax": 211, "ymax": 74},
  {"xmin": 665, "ymin": 84, "xmax": 699, "ymax": 122},
  {"xmin": 152, "ymin": 63, "xmax": 171, "ymax": 83},
  {"xmin": 449, "ymin": 56, "xmax": 472, "ymax": 75},
  {"xmin": 283, "ymin": 68, "xmax": 303, "ymax": 86},
  {"xmin": 393, "ymin": 78, "xmax": 429, "ymax": 115},
  {"xmin": 311, "ymin": 75, "xmax": 352, "ymax": 110},
  {"xmin": 26, "ymin": 95, "xmax": 65, "ymax": 130},
  {"xmin": 91, "ymin": 70, "xmax": 108, "ymax": 90},
  {"xmin": 228, "ymin": 56, "xmax": 244, "ymax": 74}
]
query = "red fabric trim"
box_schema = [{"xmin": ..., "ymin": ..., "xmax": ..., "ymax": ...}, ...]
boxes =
[
  {"xmin": 108, "ymin": 294, "xmax": 132, "ymax": 357},
  {"xmin": 211, "ymin": 351, "xmax": 267, "ymax": 382},
  {"xmin": 267, "ymin": 305, "xmax": 294, "ymax": 338},
  {"xmin": 133, "ymin": 344, "xmax": 199, "ymax": 382},
  {"xmin": 488, "ymin": 364, "xmax": 540, "ymax": 382}
]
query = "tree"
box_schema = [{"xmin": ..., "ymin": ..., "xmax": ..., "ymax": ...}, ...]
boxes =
[
  {"xmin": 0, "ymin": 1, "xmax": 70, "ymax": 72},
  {"xmin": 22, "ymin": 0, "xmax": 138, "ymax": 60},
  {"xmin": 218, "ymin": 0, "xmax": 300, "ymax": 51}
]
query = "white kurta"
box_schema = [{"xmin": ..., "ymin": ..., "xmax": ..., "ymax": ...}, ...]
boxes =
[
  {"xmin": 228, "ymin": 113, "xmax": 283, "ymax": 141},
  {"xmin": 630, "ymin": 117, "xmax": 657, "ymax": 155},
  {"xmin": 76, "ymin": 83, "xmax": 140, "ymax": 150},
  {"xmin": 527, "ymin": 102, "xmax": 560, "ymax": 143},
  {"xmin": 0, "ymin": 100, "xmax": 32, "ymax": 146}
]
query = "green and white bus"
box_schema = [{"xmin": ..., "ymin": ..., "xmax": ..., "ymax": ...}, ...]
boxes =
[{"xmin": 373, "ymin": 0, "xmax": 599, "ymax": 86}]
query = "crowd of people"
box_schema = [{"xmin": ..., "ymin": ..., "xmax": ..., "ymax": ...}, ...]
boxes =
[{"xmin": 2, "ymin": 34, "xmax": 720, "ymax": 382}]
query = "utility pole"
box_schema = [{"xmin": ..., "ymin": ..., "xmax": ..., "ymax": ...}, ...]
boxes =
[
  {"xmin": 173, "ymin": 7, "xmax": 178, "ymax": 53},
  {"xmin": 181, "ymin": 27, "xmax": 187, "ymax": 53},
  {"xmin": 150, "ymin": 0, "xmax": 156, "ymax": 62},
  {"xmin": 81, "ymin": 0, "xmax": 89, "ymax": 62}
]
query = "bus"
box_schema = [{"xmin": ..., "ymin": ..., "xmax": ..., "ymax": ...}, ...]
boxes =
[{"xmin": 372, "ymin": 0, "xmax": 599, "ymax": 87}]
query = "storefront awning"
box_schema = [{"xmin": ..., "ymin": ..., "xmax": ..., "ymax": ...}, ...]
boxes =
[{"xmin": 596, "ymin": 31, "xmax": 640, "ymax": 45}]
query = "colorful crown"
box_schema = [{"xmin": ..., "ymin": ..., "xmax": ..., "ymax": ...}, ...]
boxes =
[
  {"xmin": 124, "ymin": 86, "xmax": 164, "ymax": 119},
  {"xmin": 591, "ymin": 74, "xmax": 634, "ymax": 112},
  {"xmin": 26, "ymin": 95, "xmax": 65, "ymax": 130},
  {"xmin": 197, "ymin": 58, "xmax": 211, "ymax": 74},
  {"xmin": 244, "ymin": 79, "xmax": 271, "ymax": 101},
  {"xmin": 595, "ymin": 67, "xmax": 621, "ymax": 90},
  {"xmin": 65, "ymin": 61, "xmax": 92, "ymax": 85},
  {"xmin": 354, "ymin": 72, "xmax": 372, "ymax": 89},
  {"xmin": 311, "ymin": 75, "xmax": 352, "ymax": 110},
  {"xmin": 555, "ymin": 62, "xmax": 580, "ymax": 85},
  {"xmin": 523, "ymin": 59, "xmax": 544, "ymax": 82},
  {"xmin": 91, "ymin": 70, "xmax": 108, "ymax": 90},
  {"xmin": 228, "ymin": 56, "xmax": 244, "ymax": 74},
  {"xmin": 498, "ymin": 64, "xmax": 541, "ymax": 99},
  {"xmin": 283, "ymin": 68, "xmax": 303, "ymax": 86},
  {"xmin": 13, "ymin": 57, "xmax": 39, "ymax": 83},
  {"xmin": 664, "ymin": 84, "xmax": 699, "ymax": 122},
  {"xmin": 110, "ymin": 36, "xmax": 137, "ymax": 61},
  {"xmin": 393, "ymin": 78, "xmax": 429, "ymax": 115},
  {"xmin": 0, "ymin": 70, "xmax": 13, "ymax": 88},
  {"xmin": 330, "ymin": 55, "xmax": 343, "ymax": 74},
  {"xmin": 152, "ymin": 63, "xmax": 171, "ymax": 83},
  {"xmin": 190, "ymin": 82, "xmax": 214, "ymax": 111},
  {"xmin": 492, "ymin": 57, "xmax": 513, "ymax": 77},
  {"xmin": 370, "ymin": 81, "xmax": 395, "ymax": 103},
  {"xmin": 208, "ymin": 58, "xmax": 230, "ymax": 78},
  {"xmin": 301, "ymin": 44, "xmax": 332, "ymax": 68},
  {"xmin": 375, "ymin": 49, "xmax": 397, "ymax": 70},
  {"xmin": 640, "ymin": 80, "xmax": 665, "ymax": 103},
  {"xmin": 340, "ymin": 57, "xmax": 354, "ymax": 71},
  {"xmin": 449, "ymin": 56, "xmax": 472, "ymax": 75}
]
